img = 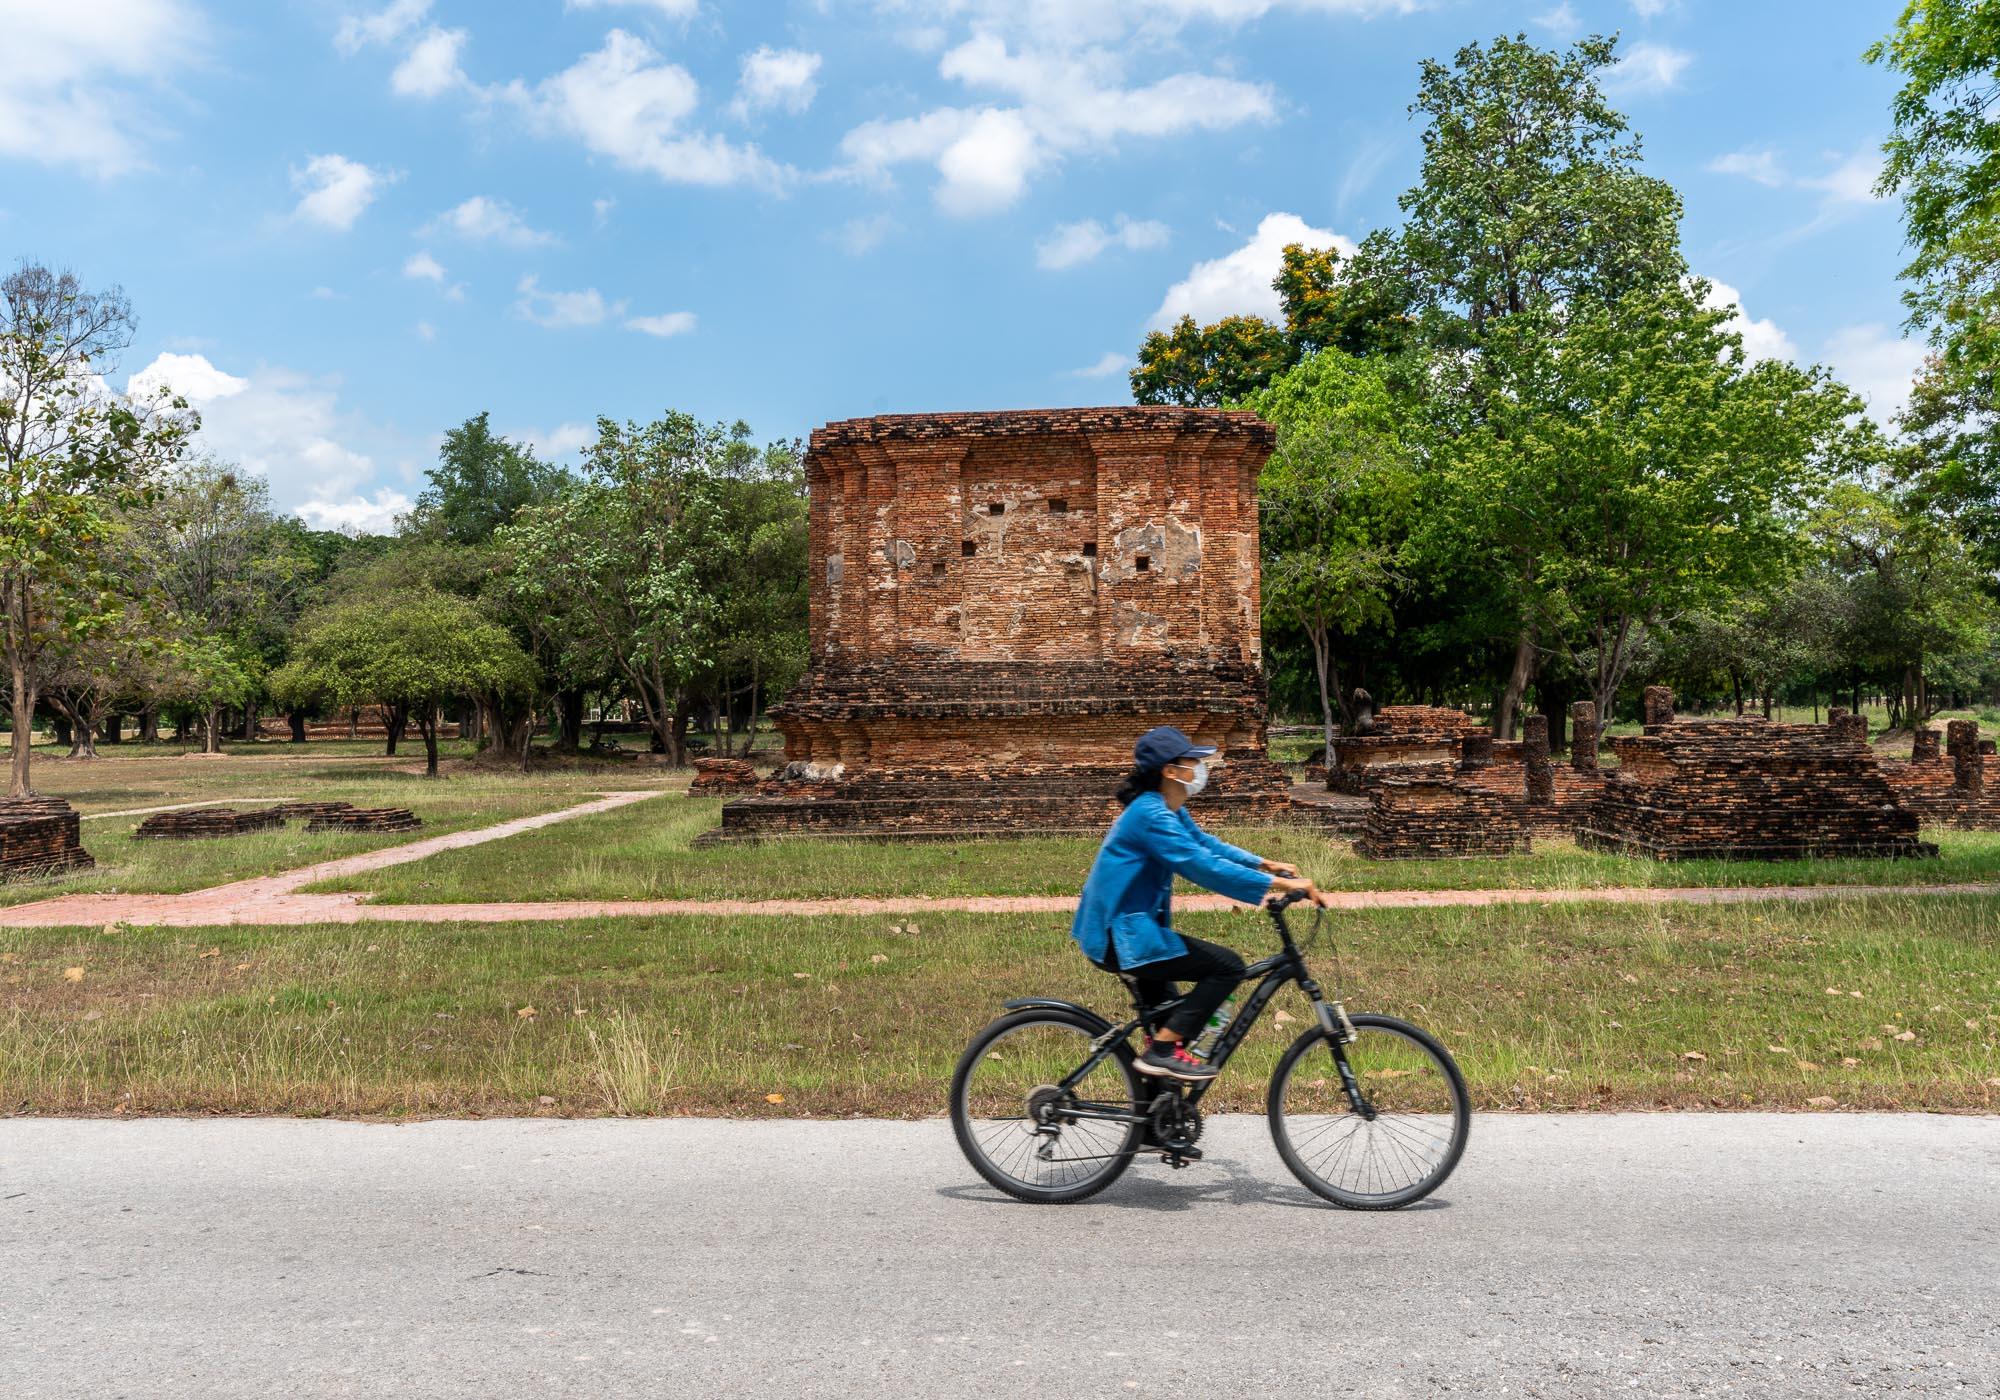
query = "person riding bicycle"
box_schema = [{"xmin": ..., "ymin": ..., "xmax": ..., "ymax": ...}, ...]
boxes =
[{"xmin": 1071, "ymin": 726, "xmax": 1326, "ymax": 1083}]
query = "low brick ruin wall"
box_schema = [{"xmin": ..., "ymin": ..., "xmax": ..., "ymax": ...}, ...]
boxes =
[
  {"xmin": 0, "ymin": 798, "xmax": 93, "ymax": 879},
  {"xmin": 689, "ymin": 758, "xmax": 760, "ymax": 795},
  {"xmin": 1354, "ymin": 770, "xmax": 1529, "ymax": 859},
  {"xmin": 1327, "ymin": 707, "xmax": 1487, "ymax": 795},
  {"xmin": 1576, "ymin": 691, "xmax": 1933, "ymax": 861}
]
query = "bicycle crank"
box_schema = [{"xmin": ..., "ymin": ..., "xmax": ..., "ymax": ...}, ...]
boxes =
[{"xmin": 1147, "ymin": 1091, "xmax": 1204, "ymax": 1167}]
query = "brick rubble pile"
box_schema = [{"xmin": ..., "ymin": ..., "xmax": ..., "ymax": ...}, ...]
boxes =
[
  {"xmin": 0, "ymin": 797, "xmax": 94, "ymax": 878},
  {"xmin": 134, "ymin": 807, "xmax": 285, "ymax": 839}
]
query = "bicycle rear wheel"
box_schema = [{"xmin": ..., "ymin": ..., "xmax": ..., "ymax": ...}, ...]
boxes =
[
  {"xmin": 1267, "ymin": 1013, "xmax": 1470, "ymax": 1210},
  {"xmin": 950, "ymin": 1009, "xmax": 1143, "ymax": 1204}
]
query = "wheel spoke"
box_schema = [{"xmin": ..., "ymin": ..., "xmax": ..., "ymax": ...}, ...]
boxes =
[
  {"xmin": 954, "ymin": 1016, "xmax": 1141, "ymax": 1199},
  {"xmin": 1272, "ymin": 1022, "xmax": 1466, "ymax": 1207}
]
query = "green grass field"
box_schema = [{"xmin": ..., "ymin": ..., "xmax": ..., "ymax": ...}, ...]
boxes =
[
  {"xmin": 298, "ymin": 791, "xmax": 2000, "ymax": 904},
  {"xmin": 0, "ymin": 745, "xmax": 677, "ymax": 907},
  {"xmin": 3, "ymin": 895, "xmax": 1994, "ymax": 1117}
]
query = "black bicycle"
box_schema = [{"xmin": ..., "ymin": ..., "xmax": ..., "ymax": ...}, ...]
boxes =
[{"xmin": 949, "ymin": 892, "xmax": 1470, "ymax": 1209}]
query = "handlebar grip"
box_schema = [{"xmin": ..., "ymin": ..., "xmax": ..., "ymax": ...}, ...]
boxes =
[{"xmin": 1267, "ymin": 888, "xmax": 1310, "ymax": 912}]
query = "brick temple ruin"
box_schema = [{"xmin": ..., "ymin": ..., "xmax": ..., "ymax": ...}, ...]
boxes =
[
  {"xmin": 1344, "ymin": 687, "xmax": 1937, "ymax": 860},
  {"xmin": 710, "ymin": 407, "xmax": 1299, "ymax": 840}
]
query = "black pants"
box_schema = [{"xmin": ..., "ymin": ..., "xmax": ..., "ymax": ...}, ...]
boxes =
[{"xmin": 1097, "ymin": 934, "xmax": 1246, "ymax": 1041}]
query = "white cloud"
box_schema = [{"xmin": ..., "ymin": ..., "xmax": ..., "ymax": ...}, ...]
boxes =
[
  {"xmin": 1067, "ymin": 351, "xmax": 1129, "ymax": 378},
  {"xmin": 392, "ymin": 26, "xmax": 469, "ymax": 97},
  {"xmin": 567, "ymin": 0, "xmax": 700, "ymax": 15},
  {"xmin": 291, "ymin": 154, "xmax": 395, "ymax": 231},
  {"xmin": 1608, "ymin": 41, "xmax": 1690, "ymax": 95},
  {"xmin": 1801, "ymin": 149, "xmax": 1883, "ymax": 205},
  {"xmin": 515, "ymin": 275, "xmax": 623, "ymax": 328},
  {"xmin": 1824, "ymin": 323, "xmax": 1926, "ymax": 425},
  {"xmin": 126, "ymin": 352, "xmax": 414, "ymax": 529},
  {"xmin": 1700, "ymin": 278, "xmax": 1798, "ymax": 365},
  {"xmin": 1707, "ymin": 147, "xmax": 1784, "ymax": 188},
  {"xmin": 1530, "ymin": 2, "xmax": 1579, "ymax": 36},
  {"xmin": 837, "ymin": 31, "xmax": 1275, "ymax": 215},
  {"xmin": 593, "ymin": 196, "xmax": 617, "ymax": 226},
  {"xmin": 1148, "ymin": 212, "xmax": 1351, "ymax": 329},
  {"xmin": 297, "ymin": 492, "xmax": 413, "ymax": 535},
  {"xmin": 733, "ymin": 47, "xmax": 822, "ymax": 118},
  {"xmin": 520, "ymin": 422, "xmax": 595, "ymax": 459},
  {"xmin": 425, "ymin": 195, "xmax": 557, "ymax": 247},
  {"xmin": 1036, "ymin": 215, "xmax": 1169, "ymax": 270},
  {"xmin": 414, "ymin": 320, "xmax": 437, "ymax": 342},
  {"xmin": 0, "ymin": 0, "xmax": 204, "ymax": 175},
  {"xmin": 626, "ymin": 311, "xmax": 698, "ymax": 337},
  {"xmin": 1629, "ymin": 0, "xmax": 1675, "ymax": 15},
  {"xmin": 508, "ymin": 29, "xmax": 783, "ymax": 188},
  {"xmin": 335, "ymin": 0, "xmax": 430, "ymax": 55},
  {"xmin": 832, "ymin": 212, "xmax": 898, "ymax": 255},
  {"xmin": 403, "ymin": 251, "xmax": 447, "ymax": 282}
]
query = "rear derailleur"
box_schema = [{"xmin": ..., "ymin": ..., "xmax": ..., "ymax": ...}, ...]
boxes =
[{"xmin": 1145, "ymin": 1090, "xmax": 1204, "ymax": 1169}]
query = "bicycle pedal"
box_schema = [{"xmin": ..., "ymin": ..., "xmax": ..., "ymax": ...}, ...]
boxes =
[{"xmin": 1163, "ymin": 1146, "xmax": 1203, "ymax": 1168}]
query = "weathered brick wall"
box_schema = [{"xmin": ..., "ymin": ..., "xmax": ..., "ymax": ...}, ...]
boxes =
[
  {"xmin": 715, "ymin": 408, "xmax": 1295, "ymax": 841},
  {"xmin": 1578, "ymin": 692, "xmax": 1932, "ymax": 860},
  {"xmin": 1326, "ymin": 706, "xmax": 1487, "ymax": 794},
  {"xmin": 0, "ymin": 798, "xmax": 93, "ymax": 878},
  {"xmin": 1356, "ymin": 770, "xmax": 1530, "ymax": 858}
]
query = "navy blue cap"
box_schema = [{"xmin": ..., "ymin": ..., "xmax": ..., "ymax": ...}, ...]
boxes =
[{"xmin": 1134, "ymin": 726, "xmax": 1217, "ymax": 768}]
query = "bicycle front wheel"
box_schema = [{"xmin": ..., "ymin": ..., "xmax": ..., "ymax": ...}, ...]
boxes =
[
  {"xmin": 950, "ymin": 1009, "xmax": 1143, "ymax": 1204},
  {"xmin": 1267, "ymin": 1013, "xmax": 1470, "ymax": 1210}
]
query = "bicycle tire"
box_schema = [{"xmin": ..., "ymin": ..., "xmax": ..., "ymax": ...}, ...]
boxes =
[
  {"xmin": 949, "ymin": 1009, "xmax": 1144, "ymax": 1204},
  {"xmin": 1266, "ymin": 1013, "xmax": 1470, "ymax": 1210}
]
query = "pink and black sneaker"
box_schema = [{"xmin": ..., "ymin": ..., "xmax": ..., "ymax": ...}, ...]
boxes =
[{"xmin": 1134, "ymin": 1040, "xmax": 1218, "ymax": 1081}]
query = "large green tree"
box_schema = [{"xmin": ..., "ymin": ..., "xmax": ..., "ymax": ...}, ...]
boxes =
[
  {"xmin": 1429, "ymin": 281, "xmax": 1864, "ymax": 719},
  {"xmin": 408, "ymin": 413, "xmax": 566, "ymax": 546},
  {"xmin": 0, "ymin": 263, "xmax": 192, "ymax": 795},
  {"xmin": 1249, "ymin": 349, "xmax": 1422, "ymax": 756},
  {"xmin": 280, "ymin": 588, "xmax": 537, "ymax": 777},
  {"xmin": 497, "ymin": 413, "xmax": 785, "ymax": 765}
]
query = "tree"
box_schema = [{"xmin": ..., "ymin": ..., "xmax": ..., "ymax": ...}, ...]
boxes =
[
  {"xmin": 0, "ymin": 263, "xmax": 192, "ymax": 796},
  {"xmin": 497, "ymin": 413, "xmax": 770, "ymax": 765},
  {"xmin": 1339, "ymin": 34, "xmax": 1687, "ymax": 733},
  {"xmin": 40, "ymin": 614, "xmax": 160, "ymax": 759},
  {"xmin": 1130, "ymin": 315, "xmax": 1291, "ymax": 407},
  {"xmin": 1250, "ymin": 349, "xmax": 1421, "ymax": 757},
  {"xmin": 286, "ymin": 589, "xmax": 537, "ymax": 777},
  {"xmin": 408, "ymin": 412, "xmax": 566, "ymax": 546},
  {"xmin": 1429, "ymin": 281, "xmax": 1863, "ymax": 720}
]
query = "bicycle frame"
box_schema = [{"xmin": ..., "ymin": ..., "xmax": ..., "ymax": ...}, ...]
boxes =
[{"xmin": 1045, "ymin": 902, "xmax": 1371, "ymax": 1129}]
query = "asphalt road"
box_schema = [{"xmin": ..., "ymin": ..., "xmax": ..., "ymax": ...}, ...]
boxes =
[{"xmin": 3, "ymin": 1114, "xmax": 1996, "ymax": 1398}]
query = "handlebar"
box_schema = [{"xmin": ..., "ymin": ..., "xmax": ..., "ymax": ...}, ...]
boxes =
[{"xmin": 1266, "ymin": 888, "xmax": 1312, "ymax": 914}]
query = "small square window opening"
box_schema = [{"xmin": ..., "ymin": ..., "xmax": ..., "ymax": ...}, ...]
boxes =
[
  {"xmin": 962, "ymin": 539, "xmax": 977, "ymax": 557},
  {"xmin": 988, "ymin": 502, "xmax": 1004, "ymax": 516},
  {"xmin": 1048, "ymin": 498, "xmax": 1067, "ymax": 514},
  {"xmin": 1081, "ymin": 542, "xmax": 1096, "ymax": 557},
  {"xmin": 1135, "ymin": 555, "xmax": 1151, "ymax": 572}
]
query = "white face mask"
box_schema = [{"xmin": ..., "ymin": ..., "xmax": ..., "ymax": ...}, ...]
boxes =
[{"xmin": 1177, "ymin": 761, "xmax": 1209, "ymax": 797}]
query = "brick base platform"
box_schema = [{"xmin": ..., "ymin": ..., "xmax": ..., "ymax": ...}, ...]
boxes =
[
  {"xmin": 268, "ymin": 802, "xmax": 357, "ymax": 823},
  {"xmin": 0, "ymin": 798, "xmax": 94, "ymax": 879},
  {"xmin": 305, "ymin": 807, "xmax": 422, "ymax": 833},
  {"xmin": 134, "ymin": 807, "xmax": 285, "ymax": 839}
]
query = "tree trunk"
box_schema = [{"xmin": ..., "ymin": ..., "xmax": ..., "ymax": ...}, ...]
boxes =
[
  {"xmin": 1730, "ymin": 669, "xmax": 1743, "ymax": 716},
  {"xmin": 288, "ymin": 709, "xmax": 308, "ymax": 742},
  {"xmin": 66, "ymin": 710, "xmax": 99, "ymax": 759},
  {"xmin": 50, "ymin": 715, "xmax": 71, "ymax": 748},
  {"xmin": 241, "ymin": 704, "xmax": 258, "ymax": 742},
  {"xmin": 1495, "ymin": 626, "xmax": 1536, "ymax": 740},
  {"xmin": 139, "ymin": 707, "xmax": 160, "ymax": 743},
  {"xmin": 203, "ymin": 707, "xmax": 223, "ymax": 754},
  {"xmin": 102, "ymin": 714, "xmax": 122, "ymax": 745},
  {"xmin": 347, "ymin": 708, "xmax": 359, "ymax": 740},
  {"xmin": 556, "ymin": 688, "xmax": 585, "ymax": 754},
  {"xmin": 1307, "ymin": 622, "xmax": 1339, "ymax": 767},
  {"xmin": 385, "ymin": 702, "xmax": 407, "ymax": 757},
  {"xmin": 419, "ymin": 712, "xmax": 440, "ymax": 778},
  {"xmin": 669, "ymin": 698, "xmax": 693, "ymax": 766}
]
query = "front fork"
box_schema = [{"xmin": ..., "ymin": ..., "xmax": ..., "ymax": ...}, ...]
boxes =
[{"xmin": 1303, "ymin": 978, "xmax": 1375, "ymax": 1121}]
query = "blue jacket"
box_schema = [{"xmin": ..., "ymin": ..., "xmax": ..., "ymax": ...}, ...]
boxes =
[{"xmin": 1069, "ymin": 792, "xmax": 1275, "ymax": 969}]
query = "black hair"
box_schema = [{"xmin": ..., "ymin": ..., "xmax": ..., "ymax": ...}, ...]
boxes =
[{"xmin": 1115, "ymin": 762, "xmax": 1166, "ymax": 807}]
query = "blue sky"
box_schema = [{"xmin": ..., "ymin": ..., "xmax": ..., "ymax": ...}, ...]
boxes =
[{"xmin": 4, "ymin": 0, "xmax": 1921, "ymax": 531}]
